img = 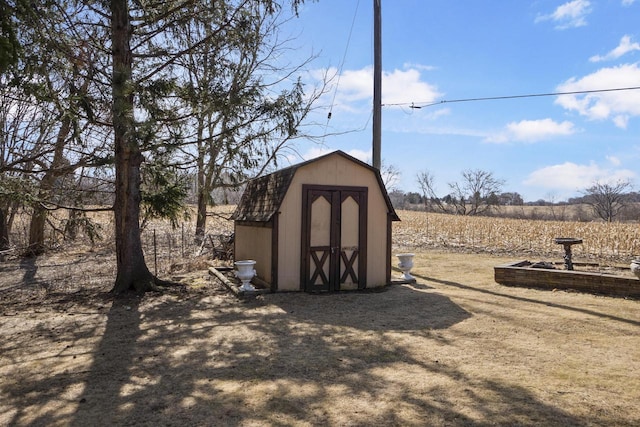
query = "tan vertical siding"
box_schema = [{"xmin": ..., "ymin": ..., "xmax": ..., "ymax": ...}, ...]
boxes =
[
  {"xmin": 276, "ymin": 155, "xmax": 390, "ymax": 291},
  {"xmin": 235, "ymin": 224, "xmax": 272, "ymax": 283}
]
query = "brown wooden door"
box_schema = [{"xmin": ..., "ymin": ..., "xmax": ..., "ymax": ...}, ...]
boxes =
[{"xmin": 301, "ymin": 185, "xmax": 367, "ymax": 292}]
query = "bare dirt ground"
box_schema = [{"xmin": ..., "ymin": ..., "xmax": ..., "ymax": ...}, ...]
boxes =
[{"xmin": 1, "ymin": 215, "xmax": 639, "ymax": 425}]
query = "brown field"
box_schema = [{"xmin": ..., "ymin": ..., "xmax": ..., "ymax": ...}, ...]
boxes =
[
  {"xmin": 1, "ymin": 208, "xmax": 639, "ymax": 426},
  {"xmin": 394, "ymin": 210, "xmax": 640, "ymax": 263}
]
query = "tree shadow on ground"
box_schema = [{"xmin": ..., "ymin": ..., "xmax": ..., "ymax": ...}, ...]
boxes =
[
  {"xmin": 2, "ymin": 280, "xmax": 632, "ymax": 426},
  {"xmin": 267, "ymin": 284, "xmax": 471, "ymax": 331},
  {"xmin": 20, "ymin": 256, "xmax": 37, "ymax": 284},
  {"xmin": 413, "ymin": 271, "xmax": 640, "ymax": 328},
  {"xmin": 71, "ymin": 295, "xmax": 143, "ymax": 426}
]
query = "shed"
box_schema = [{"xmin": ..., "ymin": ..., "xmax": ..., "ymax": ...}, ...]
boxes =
[{"xmin": 232, "ymin": 150, "xmax": 400, "ymax": 292}]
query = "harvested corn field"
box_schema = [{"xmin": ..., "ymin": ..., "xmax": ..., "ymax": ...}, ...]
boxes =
[{"xmin": 393, "ymin": 210, "xmax": 640, "ymax": 262}]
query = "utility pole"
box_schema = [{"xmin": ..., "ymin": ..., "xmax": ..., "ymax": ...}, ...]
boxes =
[{"xmin": 372, "ymin": 0, "xmax": 382, "ymax": 170}]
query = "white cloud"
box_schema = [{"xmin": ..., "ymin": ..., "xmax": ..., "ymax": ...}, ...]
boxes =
[
  {"xmin": 607, "ymin": 155, "xmax": 622, "ymax": 166},
  {"xmin": 485, "ymin": 118, "xmax": 576, "ymax": 143},
  {"xmin": 590, "ymin": 35, "xmax": 640, "ymax": 62},
  {"xmin": 383, "ymin": 68, "xmax": 442, "ymax": 106},
  {"xmin": 335, "ymin": 68, "xmax": 375, "ymax": 104},
  {"xmin": 536, "ymin": 0, "xmax": 592, "ymax": 29},
  {"xmin": 622, "ymin": 0, "xmax": 635, "ymax": 6},
  {"xmin": 613, "ymin": 114, "xmax": 630, "ymax": 128},
  {"xmin": 524, "ymin": 161, "xmax": 635, "ymax": 194},
  {"xmin": 402, "ymin": 62, "xmax": 437, "ymax": 72},
  {"xmin": 555, "ymin": 63, "xmax": 640, "ymax": 128},
  {"xmin": 324, "ymin": 66, "xmax": 442, "ymax": 112}
]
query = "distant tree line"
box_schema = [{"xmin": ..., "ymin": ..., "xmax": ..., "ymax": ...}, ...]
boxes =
[{"xmin": 387, "ymin": 170, "xmax": 637, "ymax": 223}]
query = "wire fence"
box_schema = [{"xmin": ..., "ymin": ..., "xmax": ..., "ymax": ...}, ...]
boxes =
[
  {"xmin": 2, "ymin": 207, "xmax": 237, "ymax": 277},
  {"xmin": 140, "ymin": 225, "xmax": 235, "ymax": 276}
]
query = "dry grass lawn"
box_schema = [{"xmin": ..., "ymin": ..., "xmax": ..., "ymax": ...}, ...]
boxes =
[{"xmin": 1, "ymin": 208, "xmax": 639, "ymax": 426}]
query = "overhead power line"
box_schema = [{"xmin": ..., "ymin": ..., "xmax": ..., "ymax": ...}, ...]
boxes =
[
  {"xmin": 381, "ymin": 86, "xmax": 640, "ymax": 109},
  {"xmin": 326, "ymin": 0, "xmax": 360, "ymax": 122}
]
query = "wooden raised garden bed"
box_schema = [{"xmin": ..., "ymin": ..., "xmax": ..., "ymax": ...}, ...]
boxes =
[{"xmin": 494, "ymin": 260, "xmax": 640, "ymax": 298}]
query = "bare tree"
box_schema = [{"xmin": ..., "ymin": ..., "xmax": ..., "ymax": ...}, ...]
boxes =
[
  {"xmin": 3, "ymin": 2, "xmax": 112, "ymax": 255},
  {"xmin": 416, "ymin": 170, "xmax": 447, "ymax": 213},
  {"xmin": 0, "ymin": 83, "xmax": 41, "ymax": 252},
  {"xmin": 381, "ymin": 161, "xmax": 401, "ymax": 191},
  {"xmin": 452, "ymin": 169, "xmax": 504, "ymax": 215},
  {"xmin": 544, "ymin": 192, "xmax": 567, "ymax": 221},
  {"xmin": 417, "ymin": 169, "xmax": 504, "ymax": 215},
  {"xmin": 582, "ymin": 180, "xmax": 632, "ymax": 222},
  {"xmin": 172, "ymin": 3, "xmax": 327, "ymax": 243}
]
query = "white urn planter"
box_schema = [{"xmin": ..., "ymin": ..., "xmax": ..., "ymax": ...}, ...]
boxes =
[
  {"xmin": 630, "ymin": 259, "xmax": 640, "ymax": 280},
  {"xmin": 396, "ymin": 253, "xmax": 415, "ymax": 281},
  {"xmin": 235, "ymin": 260, "xmax": 257, "ymax": 291}
]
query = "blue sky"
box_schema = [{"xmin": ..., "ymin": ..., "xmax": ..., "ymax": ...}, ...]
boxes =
[{"xmin": 280, "ymin": 0, "xmax": 640, "ymax": 202}]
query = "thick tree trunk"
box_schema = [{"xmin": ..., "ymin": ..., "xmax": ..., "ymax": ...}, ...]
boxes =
[
  {"xmin": 27, "ymin": 206, "xmax": 47, "ymax": 255},
  {"xmin": 194, "ymin": 146, "xmax": 207, "ymax": 243},
  {"xmin": 195, "ymin": 185, "xmax": 207, "ymax": 244},
  {"xmin": 110, "ymin": 0, "xmax": 155, "ymax": 293},
  {"xmin": 112, "ymin": 149, "xmax": 155, "ymax": 293},
  {"xmin": 196, "ymin": 145, "xmax": 211, "ymax": 244}
]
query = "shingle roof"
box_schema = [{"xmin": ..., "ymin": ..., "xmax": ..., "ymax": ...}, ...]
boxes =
[
  {"xmin": 231, "ymin": 165, "xmax": 297, "ymax": 222},
  {"xmin": 232, "ymin": 150, "xmax": 399, "ymax": 222}
]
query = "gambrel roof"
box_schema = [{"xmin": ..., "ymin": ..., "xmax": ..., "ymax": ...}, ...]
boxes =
[{"xmin": 232, "ymin": 150, "xmax": 399, "ymax": 222}]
